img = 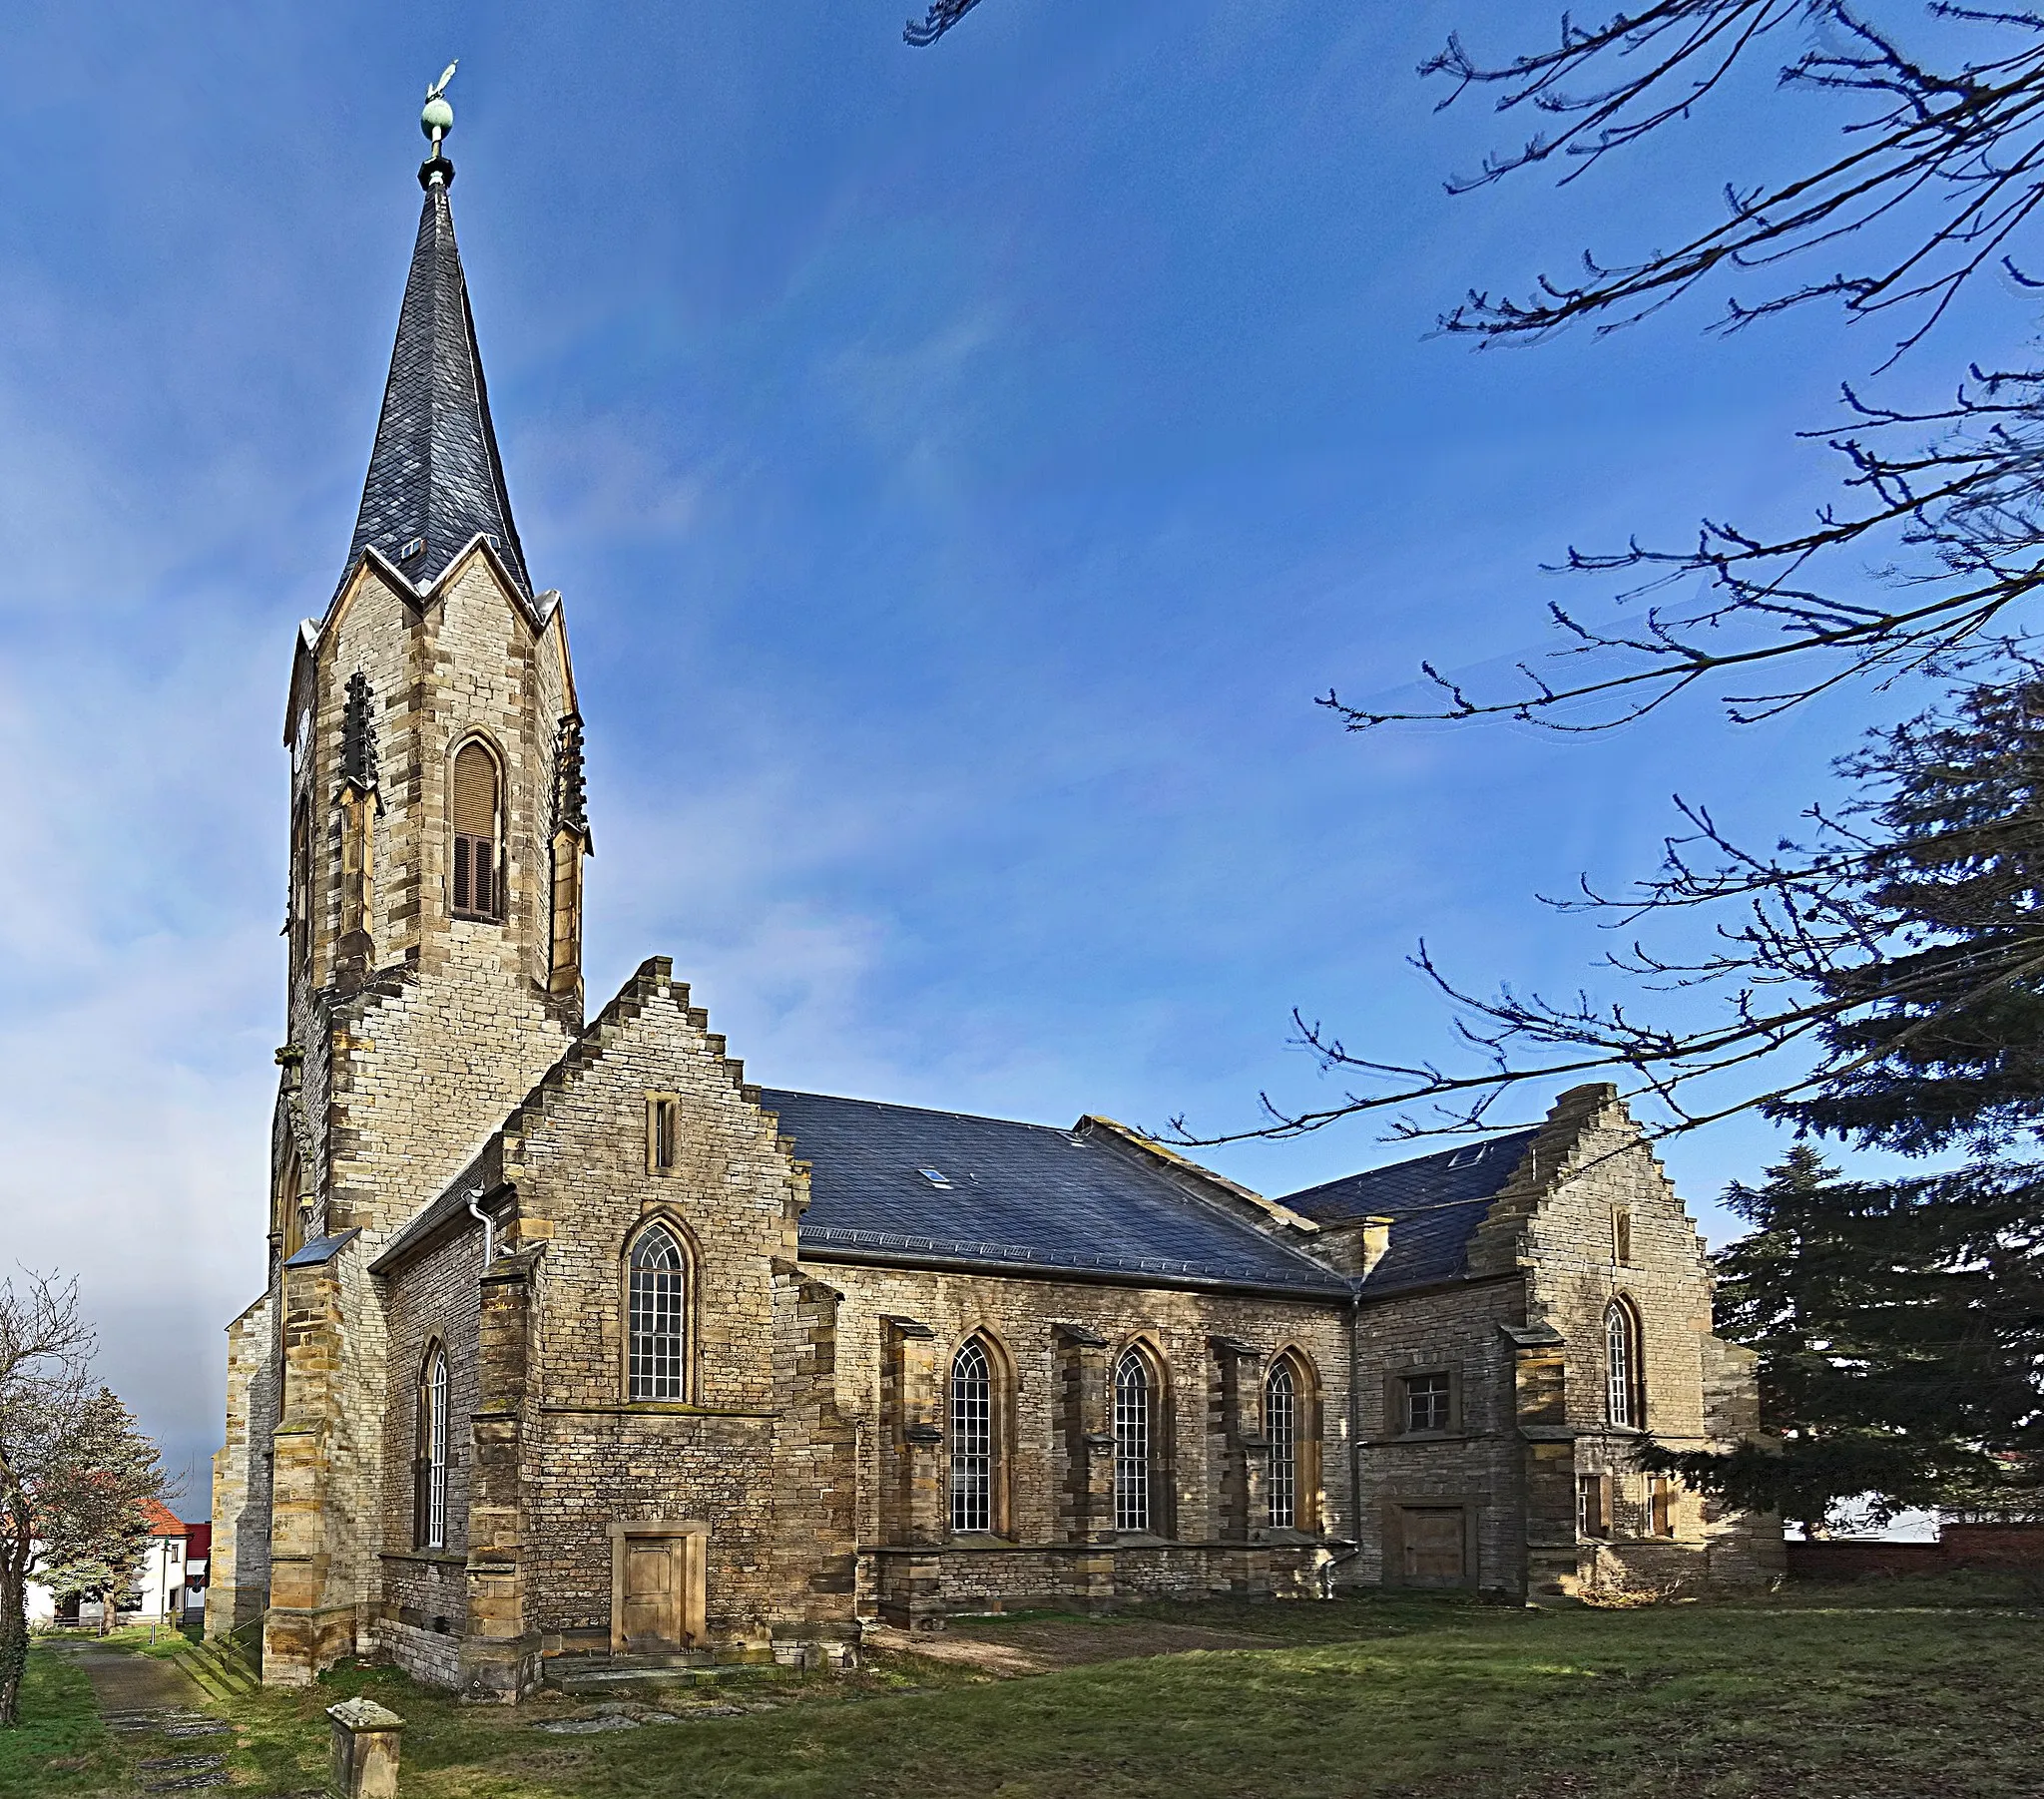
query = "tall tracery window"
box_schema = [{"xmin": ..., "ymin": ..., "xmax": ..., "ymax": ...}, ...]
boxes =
[
  {"xmin": 415, "ymin": 1347, "xmax": 448, "ymax": 1550},
  {"xmin": 1114, "ymin": 1349, "xmax": 1154, "ymax": 1534},
  {"xmin": 450, "ymin": 741, "xmax": 501, "ymax": 919},
  {"xmin": 949, "ymin": 1340, "xmax": 993, "ymax": 1534},
  {"xmin": 1606, "ymin": 1301, "xmax": 1643, "ymax": 1428},
  {"xmin": 629, "ymin": 1223, "xmax": 687, "ymax": 1401},
  {"xmin": 1266, "ymin": 1359, "xmax": 1298, "ymax": 1530}
]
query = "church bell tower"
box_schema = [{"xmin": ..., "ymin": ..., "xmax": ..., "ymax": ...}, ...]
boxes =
[{"xmin": 213, "ymin": 75, "xmax": 595, "ymax": 1681}]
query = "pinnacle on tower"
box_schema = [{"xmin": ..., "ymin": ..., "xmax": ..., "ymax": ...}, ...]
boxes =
[{"xmin": 346, "ymin": 66, "xmax": 531, "ymax": 598}]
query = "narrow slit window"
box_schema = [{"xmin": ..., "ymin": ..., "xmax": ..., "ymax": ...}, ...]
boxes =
[
  {"xmin": 290, "ymin": 794, "xmax": 311, "ymax": 968},
  {"xmin": 1114, "ymin": 1350, "xmax": 1152, "ymax": 1534},
  {"xmin": 949, "ymin": 1341, "xmax": 992, "ymax": 1534},
  {"xmin": 629, "ymin": 1224, "xmax": 687, "ymax": 1401},
  {"xmin": 649, "ymin": 1097, "xmax": 679, "ymax": 1173},
  {"xmin": 451, "ymin": 742, "xmax": 501, "ymax": 919},
  {"xmin": 1266, "ymin": 1360, "xmax": 1297, "ymax": 1530},
  {"xmin": 1613, "ymin": 1207, "xmax": 1634, "ymax": 1266}
]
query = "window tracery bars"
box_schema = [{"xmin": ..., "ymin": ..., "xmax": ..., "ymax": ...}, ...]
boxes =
[
  {"xmin": 1606, "ymin": 1302, "xmax": 1640, "ymax": 1428},
  {"xmin": 1266, "ymin": 1361, "xmax": 1297, "ymax": 1530},
  {"xmin": 1114, "ymin": 1350, "xmax": 1152, "ymax": 1533},
  {"xmin": 629, "ymin": 1224, "xmax": 686, "ymax": 1401},
  {"xmin": 949, "ymin": 1341, "xmax": 992, "ymax": 1534},
  {"xmin": 416, "ymin": 1348, "xmax": 448, "ymax": 1549},
  {"xmin": 451, "ymin": 741, "xmax": 501, "ymax": 919}
]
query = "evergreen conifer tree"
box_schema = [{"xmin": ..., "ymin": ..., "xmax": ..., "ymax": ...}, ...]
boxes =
[{"xmin": 1638, "ymin": 681, "xmax": 2044, "ymax": 1526}]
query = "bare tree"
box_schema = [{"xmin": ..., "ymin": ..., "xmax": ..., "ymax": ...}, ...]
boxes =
[
  {"xmin": 1343, "ymin": 3, "xmax": 2044, "ymax": 733},
  {"xmin": 0, "ymin": 1274, "xmax": 93, "ymax": 1727},
  {"xmin": 1165, "ymin": 6, "xmax": 2044, "ymax": 1145},
  {"xmin": 904, "ymin": 0, "xmax": 987, "ymax": 47},
  {"xmin": 0, "ymin": 1274, "xmax": 167, "ymax": 1728}
]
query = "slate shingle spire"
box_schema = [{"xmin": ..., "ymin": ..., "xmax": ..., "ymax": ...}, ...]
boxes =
[{"xmin": 348, "ymin": 104, "xmax": 531, "ymax": 598}]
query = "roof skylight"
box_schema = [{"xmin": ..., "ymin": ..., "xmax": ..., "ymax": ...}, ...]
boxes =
[{"xmin": 918, "ymin": 1167, "xmax": 953, "ymax": 1188}]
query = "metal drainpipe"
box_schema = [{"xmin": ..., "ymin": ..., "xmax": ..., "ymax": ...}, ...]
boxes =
[
  {"xmin": 1346, "ymin": 1285, "xmax": 1363, "ymax": 1587},
  {"xmin": 466, "ymin": 1188, "xmax": 498, "ymax": 1263}
]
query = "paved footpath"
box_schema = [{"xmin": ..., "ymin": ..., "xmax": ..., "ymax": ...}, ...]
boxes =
[
  {"xmin": 71, "ymin": 1645, "xmax": 213, "ymax": 1715},
  {"xmin": 45, "ymin": 1641, "xmax": 233, "ymax": 1791}
]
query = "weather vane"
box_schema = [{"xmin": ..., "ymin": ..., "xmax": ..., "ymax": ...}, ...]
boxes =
[
  {"xmin": 419, "ymin": 61, "xmax": 458, "ymax": 184},
  {"xmin": 422, "ymin": 61, "xmax": 458, "ymax": 147}
]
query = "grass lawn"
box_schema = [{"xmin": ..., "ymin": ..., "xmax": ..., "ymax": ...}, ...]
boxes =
[
  {"xmin": 6, "ymin": 1577, "xmax": 2039, "ymax": 1798},
  {"xmin": 0, "ymin": 1640, "xmax": 127, "ymax": 1796}
]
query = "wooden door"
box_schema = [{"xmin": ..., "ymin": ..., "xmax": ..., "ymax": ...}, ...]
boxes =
[
  {"xmin": 1398, "ymin": 1507, "xmax": 1467, "ymax": 1585},
  {"xmin": 621, "ymin": 1539, "xmax": 684, "ymax": 1652}
]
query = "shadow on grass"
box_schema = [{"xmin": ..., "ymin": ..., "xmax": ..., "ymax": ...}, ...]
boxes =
[{"xmin": 15, "ymin": 1582, "xmax": 2037, "ymax": 1799}]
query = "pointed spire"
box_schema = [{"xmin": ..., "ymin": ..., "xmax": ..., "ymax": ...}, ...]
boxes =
[{"xmin": 347, "ymin": 71, "xmax": 531, "ymax": 598}]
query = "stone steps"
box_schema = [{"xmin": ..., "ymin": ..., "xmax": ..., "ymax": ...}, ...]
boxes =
[{"xmin": 173, "ymin": 1642, "xmax": 261, "ymax": 1702}]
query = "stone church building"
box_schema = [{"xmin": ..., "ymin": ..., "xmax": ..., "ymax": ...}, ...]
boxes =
[{"xmin": 206, "ymin": 129, "xmax": 1783, "ymax": 1698}]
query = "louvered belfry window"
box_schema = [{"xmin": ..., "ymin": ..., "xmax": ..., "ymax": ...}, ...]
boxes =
[
  {"xmin": 451, "ymin": 741, "xmax": 500, "ymax": 919},
  {"xmin": 1114, "ymin": 1350, "xmax": 1153, "ymax": 1533},
  {"xmin": 629, "ymin": 1224, "xmax": 687, "ymax": 1401},
  {"xmin": 950, "ymin": 1341, "xmax": 993, "ymax": 1534}
]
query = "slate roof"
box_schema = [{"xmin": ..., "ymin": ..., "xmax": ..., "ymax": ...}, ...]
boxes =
[
  {"xmin": 1279, "ymin": 1129, "xmax": 1541, "ymax": 1296},
  {"xmin": 764, "ymin": 1090, "xmax": 1349, "ymax": 1297},
  {"xmin": 283, "ymin": 1228, "xmax": 362, "ymax": 1269},
  {"xmin": 347, "ymin": 166, "xmax": 531, "ymax": 597}
]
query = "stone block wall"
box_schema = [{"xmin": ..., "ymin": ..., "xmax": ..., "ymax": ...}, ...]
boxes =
[
  {"xmin": 206, "ymin": 1292, "xmax": 276, "ymax": 1642},
  {"xmin": 253, "ymin": 551, "xmax": 584, "ymax": 1686},
  {"xmin": 1460, "ymin": 1085, "xmax": 1783, "ymax": 1592},
  {"xmin": 809, "ymin": 1259, "xmax": 1352, "ymax": 1619},
  {"xmin": 375, "ymin": 1217, "xmax": 487, "ymax": 1681},
  {"xmin": 1351, "ymin": 1275, "xmax": 1529, "ymax": 1591}
]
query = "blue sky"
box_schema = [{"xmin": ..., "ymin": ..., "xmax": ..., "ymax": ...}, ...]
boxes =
[{"xmin": 0, "ymin": 2, "xmax": 2013, "ymax": 1490}]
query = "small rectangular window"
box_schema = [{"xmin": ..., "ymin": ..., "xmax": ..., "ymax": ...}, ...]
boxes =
[
  {"xmin": 1649, "ymin": 1475, "xmax": 1674, "ymax": 1538},
  {"xmin": 1577, "ymin": 1474, "xmax": 1610, "ymax": 1539},
  {"xmin": 1613, "ymin": 1207, "xmax": 1634, "ymax": 1265},
  {"xmin": 1402, "ymin": 1371, "xmax": 1453, "ymax": 1434},
  {"xmin": 647, "ymin": 1096, "xmax": 679, "ymax": 1173}
]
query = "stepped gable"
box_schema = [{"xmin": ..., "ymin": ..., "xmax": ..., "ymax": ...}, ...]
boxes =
[
  {"xmin": 1281, "ymin": 1128, "xmax": 1542, "ymax": 1296},
  {"xmin": 765, "ymin": 1089, "xmax": 1350, "ymax": 1297},
  {"xmin": 346, "ymin": 161, "xmax": 531, "ymax": 598},
  {"xmin": 370, "ymin": 957, "xmax": 759, "ymax": 1273}
]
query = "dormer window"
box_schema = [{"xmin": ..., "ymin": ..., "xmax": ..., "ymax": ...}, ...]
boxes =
[{"xmin": 451, "ymin": 740, "xmax": 502, "ymax": 920}]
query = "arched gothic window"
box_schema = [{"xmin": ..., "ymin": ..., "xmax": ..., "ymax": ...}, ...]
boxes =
[
  {"xmin": 415, "ymin": 1346, "xmax": 448, "ymax": 1549},
  {"xmin": 1114, "ymin": 1349, "xmax": 1155, "ymax": 1533},
  {"xmin": 451, "ymin": 740, "xmax": 501, "ymax": 919},
  {"xmin": 1606, "ymin": 1301, "xmax": 1643, "ymax": 1428},
  {"xmin": 950, "ymin": 1340, "xmax": 993, "ymax": 1534},
  {"xmin": 1266, "ymin": 1359, "xmax": 1298, "ymax": 1530},
  {"xmin": 629, "ymin": 1223, "xmax": 687, "ymax": 1401}
]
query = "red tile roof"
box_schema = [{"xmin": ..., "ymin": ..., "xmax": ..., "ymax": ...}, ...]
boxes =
[{"xmin": 141, "ymin": 1498, "xmax": 186, "ymax": 1537}]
